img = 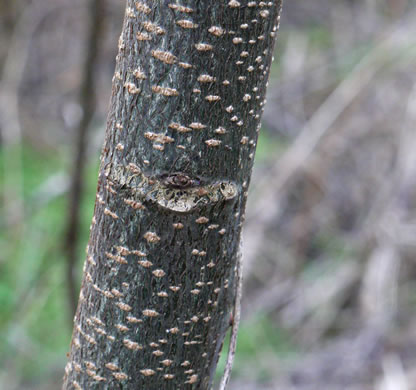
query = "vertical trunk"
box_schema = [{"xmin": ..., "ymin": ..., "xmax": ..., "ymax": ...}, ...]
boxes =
[
  {"xmin": 63, "ymin": 1, "xmax": 282, "ymax": 389},
  {"xmin": 65, "ymin": 0, "xmax": 104, "ymax": 321}
]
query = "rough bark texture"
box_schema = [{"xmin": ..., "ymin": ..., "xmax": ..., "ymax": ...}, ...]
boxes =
[{"xmin": 63, "ymin": 1, "xmax": 282, "ymax": 389}]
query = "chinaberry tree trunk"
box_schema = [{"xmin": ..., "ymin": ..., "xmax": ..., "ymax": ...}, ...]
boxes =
[{"xmin": 63, "ymin": 1, "xmax": 282, "ymax": 389}]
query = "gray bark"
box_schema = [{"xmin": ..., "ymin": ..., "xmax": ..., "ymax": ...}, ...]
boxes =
[{"xmin": 63, "ymin": 1, "xmax": 282, "ymax": 389}]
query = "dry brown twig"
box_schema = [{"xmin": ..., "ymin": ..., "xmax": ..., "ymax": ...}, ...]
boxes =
[
  {"xmin": 219, "ymin": 243, "xmax": 243, "ymax": 390},
  {"xmin": 64, "ymin": 0, "xmax": 104, "ymax": 321}
]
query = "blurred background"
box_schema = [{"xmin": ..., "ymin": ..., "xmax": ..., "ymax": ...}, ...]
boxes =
[{"xmin": 1, "ymin": 0, "xmax": 416, "ymax": 389}]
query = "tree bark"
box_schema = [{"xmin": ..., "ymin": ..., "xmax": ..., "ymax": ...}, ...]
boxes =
[{"xmin": 63, "ymin": 1, "xmax": 282, "ymax": 389}]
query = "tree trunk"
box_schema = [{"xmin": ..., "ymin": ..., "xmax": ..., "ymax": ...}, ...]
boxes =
[{"xmin": 63, "ymin": 1, "xmax": 282, "ymax": 389}]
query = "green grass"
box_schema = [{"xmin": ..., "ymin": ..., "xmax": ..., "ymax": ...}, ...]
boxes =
[
  {"xmin": 0, "ymin": 144, "xmax": 99, "ymax": 384},
  {"xmin": 256, "ymin": 130, "xmax": 289, "ymax": 161},
  {"xmin": 216, "ymin": 315, "xmax": 298, "ymax": 383},
  {"xmin": 0, "ymin": 142, "xmax": 297, "ymax": 386}
]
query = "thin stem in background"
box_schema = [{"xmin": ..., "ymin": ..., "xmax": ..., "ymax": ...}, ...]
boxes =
[{"xmin": 64, "ymin": 0, "xmax": 105, "ymax": 321}]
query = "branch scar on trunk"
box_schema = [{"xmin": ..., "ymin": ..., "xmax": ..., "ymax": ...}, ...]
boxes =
[{"xmin": 108, "ymin": 164, "xmax": 239, "ymax": 213}]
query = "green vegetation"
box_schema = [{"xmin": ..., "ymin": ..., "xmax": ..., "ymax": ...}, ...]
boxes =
[
  {"xmin": 217, "ymin": 315, "xmax": 298, "ymax": 384},
  {"xmin": 0, "ymin": 145, "xmax": 98, "ymax": 383},
  {"xmin": 0, "ymin": 135, "xmax": 289, "ymax": 386}
]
